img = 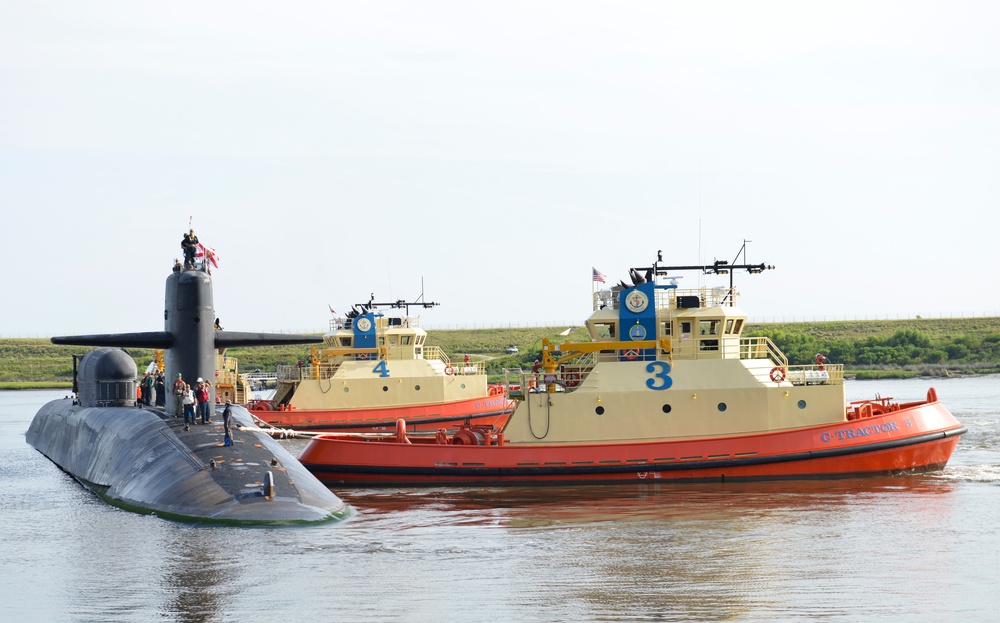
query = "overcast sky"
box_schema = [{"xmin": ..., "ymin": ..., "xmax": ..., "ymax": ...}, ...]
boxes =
[{"xmin": 2, "ymin": 1, "xmax": 998, "ymax": 337}]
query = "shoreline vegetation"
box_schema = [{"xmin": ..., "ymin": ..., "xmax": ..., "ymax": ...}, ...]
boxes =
[{"xmin": 2, "ymin": 317, "xmax": 999, "ymax": 390}]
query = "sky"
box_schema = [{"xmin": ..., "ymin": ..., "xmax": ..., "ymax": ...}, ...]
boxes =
[{"xmin": 2, "ymin": 1, "xmax": 999, "ymax": 337}]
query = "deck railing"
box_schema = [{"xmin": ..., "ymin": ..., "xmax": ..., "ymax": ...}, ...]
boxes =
[{"xmin": 738, "ymin": 337, "xmax": 787, "ymax": 368}]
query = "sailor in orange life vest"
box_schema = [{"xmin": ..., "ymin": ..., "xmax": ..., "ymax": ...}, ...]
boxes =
[{"xmin": 816, "ymin": 353, "xmax": 829, "ymax": 370}]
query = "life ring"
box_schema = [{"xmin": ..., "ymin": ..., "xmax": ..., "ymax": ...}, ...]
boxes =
[
  {"xmin": 565, "ymin": 373, "xmax": 580, "ymax": 387},
  {"xmin": 622, "ymin": 349, "xmax": 639, "ymax": 361},
  {"xmin": 444, "ymin": 366, "xmax": 454, "ymax": 376},
  {"xmin": 769, "ymin": 367, "xmax": 786, "ymax": 383},
  {"xmin": 358, "ymin": 353, "xmax": 368, "ymax": 360}
]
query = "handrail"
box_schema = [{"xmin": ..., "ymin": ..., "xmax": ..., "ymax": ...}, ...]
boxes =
[
  {"xmin": 738, "ymin": 337, "xmax": 787, "ymax": 368},
  {"xmin": 785, "ymin": 363, "xmax": 844, "ymax": 386},
  {"xmin": 327, "ymin": 315, "xmax": 424, "ymax": 333}
]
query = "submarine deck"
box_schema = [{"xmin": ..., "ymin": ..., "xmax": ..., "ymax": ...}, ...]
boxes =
[{"xmin": 154, "ymin": 404, "xmax": 295, "ymax": 506}]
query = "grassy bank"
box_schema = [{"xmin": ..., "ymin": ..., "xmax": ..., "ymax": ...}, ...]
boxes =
[{"xmin": 1, "ymin": 316, "xmax": 998, "ymax": 383}]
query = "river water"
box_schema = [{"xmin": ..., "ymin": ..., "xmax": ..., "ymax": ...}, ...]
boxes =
[{"xmin": 2, "ymin": 377, "xmax": 998, "ymax": 623}]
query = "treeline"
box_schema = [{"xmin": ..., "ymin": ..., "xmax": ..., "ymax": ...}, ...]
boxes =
[
  {"xmin": 746, "ymin": 317, "xmax": 1000, "ymax": 377},
  {"xmin": 2, "ymin": 317, "xmax": 1000, "ymax": 385}
]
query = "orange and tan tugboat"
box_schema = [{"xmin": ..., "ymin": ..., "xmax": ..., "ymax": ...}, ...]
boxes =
[
  {"xmin": 248, "ymin": 297, "xmax": 513, "ymax": 433},
  {"xmin": 298, "ymin": 250, "xmax": 966, "ymax": 486}
]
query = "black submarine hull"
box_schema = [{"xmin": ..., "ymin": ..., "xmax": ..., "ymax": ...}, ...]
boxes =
[
  {"xmin": 33, "ymin": 255, "xmax": 345, "ymax": 523},
  {"xmin": 27, "ymin": 399, "xmax": 348, "ymax": 524}
]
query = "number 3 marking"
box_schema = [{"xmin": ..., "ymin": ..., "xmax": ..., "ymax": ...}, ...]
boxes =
[{"xmin": 646, "ymin": 361, "xmax": 672, "ymax": 390}]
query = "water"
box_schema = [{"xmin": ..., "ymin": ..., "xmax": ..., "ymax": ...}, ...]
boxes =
[{"xmin": 2, "ymin": 378, "xmax": 998, "ymax": 622}]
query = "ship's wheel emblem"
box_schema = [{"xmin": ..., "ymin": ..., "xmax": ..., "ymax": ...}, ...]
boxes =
[{"xmin": 625, "ymin": 290, "xmax": 648, "ymax": 313}]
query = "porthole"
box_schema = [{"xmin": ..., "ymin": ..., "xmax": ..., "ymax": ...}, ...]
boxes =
[
  {"xmin": 718, "ymin": 403, "xmax": 727, "ymax": 412},
  {"xmin": 415, "ymin": 385, "xmax": 421, "ymax": 391},
  {"xmin": 596, "ymin": 406, "xmax": 605, "ymax": 415},
  {"xmin": 662, "ymin": 404, "xmax": 672, "ymax": 414},
  {"xmin": 382, "ymin": 386, "xmax": 389, "ymax": 392},
  {"xmin": 797, "ymin": 400, "xmax": 807, "ymax": 409},
  {"xmin": 343, "ymin": 387, "xmax": 349, "ymax": 393},
  {"xmin": 460, "ymin": 383, "xmax": 466, "ymax": 389}
]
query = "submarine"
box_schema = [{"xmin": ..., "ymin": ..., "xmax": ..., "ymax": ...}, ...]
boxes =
[{"xmin": 26, "ymin": 260, "xmax": 349, "ymax": 524}]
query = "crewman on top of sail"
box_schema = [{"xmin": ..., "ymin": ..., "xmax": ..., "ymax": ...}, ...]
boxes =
[{"xmin": 182, "ymin": 229, "xmax": 199, "ymax": 270}]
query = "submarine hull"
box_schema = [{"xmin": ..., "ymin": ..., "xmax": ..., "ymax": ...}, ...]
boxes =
[{"xmin": 27, "ymin": 399, "xmax": 348, "ymax": 523}]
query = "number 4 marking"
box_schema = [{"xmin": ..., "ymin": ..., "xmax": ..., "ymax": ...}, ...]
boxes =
[{"xmin": 373, "ymin": 360, "xmax": 390, "ymax": 378}]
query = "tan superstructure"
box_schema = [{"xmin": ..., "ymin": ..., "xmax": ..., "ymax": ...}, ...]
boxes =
[
  {"xmin": 503, "ymin": 270, "xmax": 845, "ymax": 445},
  {"xmin": 272, "ymin": 314, "xmax": 488, "ymax": 411}
]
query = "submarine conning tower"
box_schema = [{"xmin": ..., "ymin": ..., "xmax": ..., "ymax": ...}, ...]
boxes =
[
  {"xmin": 163, "ymin": 268, "xmax": 219, "ymax": 414},
  {"xmin": 78, "ymin": 348, "xmax": 137, "ymax": 408},
  {"xmin": 52, "ymin": 262, "xmax": 325, "ymax": 414}
]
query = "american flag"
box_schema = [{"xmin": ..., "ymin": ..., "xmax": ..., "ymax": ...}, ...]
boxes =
[{"xmin": 593, "ymin": 267, "xmax": 606, "ymax": 284}]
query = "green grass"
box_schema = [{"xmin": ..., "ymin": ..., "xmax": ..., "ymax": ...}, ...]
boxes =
[
  {"xmin": 0, "ymin": 381, "xmax": 73, "ymax": 390},
  {"xmin": 2, "ymin": 317, "xmax": 998, "ymax": 382}
]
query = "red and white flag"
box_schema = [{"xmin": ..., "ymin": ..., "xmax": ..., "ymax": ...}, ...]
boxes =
[
  {"xmin": 196, "ymin": 243, "xmax": 220, "ymax": 268},
  {"xmin": 592, "ymin": 267, "xmax": 606, "ymax": 284}
]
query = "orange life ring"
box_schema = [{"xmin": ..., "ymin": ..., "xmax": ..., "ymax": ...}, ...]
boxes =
[
  {"xmin": 358, "ymin": 353, "xmax": 368, "ymax": 360},
  {"xmin": 622, "ymin": 349, "xmax": 639, "ymax": 361},
  {"xmin": 769, "ymin": 367, "xmax": 786, "ymax": 383},
  {"xmin": 565, "ymin": 373, "xmax": 580, "ymax": 387},
  {"xmin": 444, "ymin": 366, "xmax": 455, "ymax": 376}
]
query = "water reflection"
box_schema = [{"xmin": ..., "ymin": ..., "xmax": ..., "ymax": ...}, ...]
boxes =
[
  {"xmin": 162, "ymin": 530, "xmax": 240, "ymax": 623},
  {"xmin": 339, "ymin": 476, "xmax": 960, "ymax": 528},
  {"xmin": 330, "ymin": 476, "xmax": 964, "ymax": 621}
]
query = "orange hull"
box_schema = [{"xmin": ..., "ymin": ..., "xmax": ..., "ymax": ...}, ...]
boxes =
[
  {"xmin": 250, "ymin": 395, "xmax": 514, "ymax": 433},
  {"xmin": 299, "ymin": 400, "xmax": 966, "ymax": 486}
]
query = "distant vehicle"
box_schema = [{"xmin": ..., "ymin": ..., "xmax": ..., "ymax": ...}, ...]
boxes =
[{"xmin": 505, "ymin": 345, "xmax": 519, "ymax": 354}]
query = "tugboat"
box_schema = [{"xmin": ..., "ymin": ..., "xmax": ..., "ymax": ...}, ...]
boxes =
[
  {"xmin": 248, "ymin": 296, "xmax": 513, "ymax": 433},
  {"xmin": 298, "ymin": 250, "xmax": 966, "ymax": 486}
]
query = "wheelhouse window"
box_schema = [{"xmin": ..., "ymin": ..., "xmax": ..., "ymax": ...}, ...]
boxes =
[{"xmin": 592, "ymin": 322, "xmax": 617, "ymax": 340}]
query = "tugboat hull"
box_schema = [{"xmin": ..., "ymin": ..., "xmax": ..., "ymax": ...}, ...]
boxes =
[{"xmin": 299, "ymin": 398, "xmax": 965, "ymax": 486}]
